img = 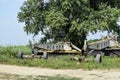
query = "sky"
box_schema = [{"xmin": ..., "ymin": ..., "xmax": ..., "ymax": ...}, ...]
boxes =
[
  {"xmin": 0, "ymin": 0, "xmax": 117, "ymax": 46},
  {"xmin": 0, "ymin": 0, "xmax": 42, "ymax": 46}
]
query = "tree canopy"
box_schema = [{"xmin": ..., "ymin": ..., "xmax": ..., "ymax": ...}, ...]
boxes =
[{"xmin": 18, "ymin": 0, "xmax": 120, "ymax": 48}]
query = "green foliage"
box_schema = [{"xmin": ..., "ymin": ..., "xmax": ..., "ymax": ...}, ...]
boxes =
[
  {"xmin": 1, "ymin": 54, "xmax": 120, "ymax": 70},
  {"xmin": 18, "ymin": 0, "xmax": 120, "ymax": 48},
  {"xmin": 0, "ymin": 46, "xmax": 31, "ymax": 58},
  {"xmin": 0, "ymin": 46, "xmax": 120, "ymax": 70},
  {"xmin": 17, "ymin": 0, "xmax": 45, "ymax": 35},
  {"xmin": 0, "ymin": 55, "xmax": 77, "ymax": 69},
  {"xmin": 90, "ymin": 0, "xmax": 120, "ymax": 10}
]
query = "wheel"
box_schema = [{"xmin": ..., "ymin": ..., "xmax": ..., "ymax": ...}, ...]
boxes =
[
  {"xmin": 32, "ymin": 48, "xmax": 38, "ymax": 55},
  {"xmin": 17, "ymin": 51, "xmax": 23, "ymax": 59},
  {"xmin": 42, "ymin": 52, "xmax": 48, "ymax": 59},
  {"xmin": 94, "ymin": 54, "xmax": 102, "ymax": 63}
]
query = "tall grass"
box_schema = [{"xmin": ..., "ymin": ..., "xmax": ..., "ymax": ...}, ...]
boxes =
[
  {"xmin": 0, "ymin": 46, "xmax": 31, "ymax": 56},
  {"xmin": 0, "ymin": 46, "xmax": 31, "ymax": 64},
  {"xmin": 0, "ymin": 46, "xmax": 120, "ymax": 69},
  {"xmin": 77, "ymin": 56, "xmax": 120, "ymax": 70}
]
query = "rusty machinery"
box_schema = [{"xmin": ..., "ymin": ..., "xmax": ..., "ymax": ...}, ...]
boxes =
[{"xmin": 18, "ymin": 33, "xmax": 120, "ymax": 63}]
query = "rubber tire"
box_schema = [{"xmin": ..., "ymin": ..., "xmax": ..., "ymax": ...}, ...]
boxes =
[
  {"xmin": 32, "ymin": 48, "xmax": 38, "ymax": 55},
  {"xmin": 17, "ymin": 51, "xmax": 23, "ymax": 59},
  {"xmin": 42, "ymin": 52, "xmax": 48, "ymax": 59},
  {"xmin": 95, "ymin": 54, "xmax": 102, "ymax": 63}
]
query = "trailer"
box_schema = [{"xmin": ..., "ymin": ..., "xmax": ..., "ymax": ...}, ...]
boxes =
[
  {"xmin": 85, "ymin": 34, "xmax": 120, "ymax": 57},
  {"xmin": 18, "ymin": 33, "xmax": 120, "ymax": 63},
  {"xmin": 18, "ymin": 42, "xmax": 82, "ymax": 59}
]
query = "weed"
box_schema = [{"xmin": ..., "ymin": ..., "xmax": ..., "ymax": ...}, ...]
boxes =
[{"xmin": 0, "ymin": 46, "xmax": 120, "ymax": 69}]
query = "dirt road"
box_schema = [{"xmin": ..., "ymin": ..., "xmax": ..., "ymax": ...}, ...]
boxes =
[{"xmin": 0, "ymin": 64, "xmax": 120, "ymax": 80}]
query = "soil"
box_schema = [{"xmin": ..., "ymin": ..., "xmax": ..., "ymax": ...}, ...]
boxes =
[{"xmin": 0, "ymin": 64, "xmax": 120, "ymax": 80}]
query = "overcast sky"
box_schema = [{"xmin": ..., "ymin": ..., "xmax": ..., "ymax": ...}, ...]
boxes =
[{"xmin": 0, "ymin": 0, "xmax": 116, "ymax": 46}]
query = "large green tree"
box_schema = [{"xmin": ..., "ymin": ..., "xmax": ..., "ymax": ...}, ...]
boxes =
[
  {"xmin": 18, "ymin": 0, "xmax": 120, "ymax": 48},
  {"xmin": 18, "ymin": 0, "xmax": 46, "ymax": 35}
]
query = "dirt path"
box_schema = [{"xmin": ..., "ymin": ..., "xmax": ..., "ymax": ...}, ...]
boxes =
[{"xmin": 0, "ymin": 64, "xmax": 120, "ymax": 80}]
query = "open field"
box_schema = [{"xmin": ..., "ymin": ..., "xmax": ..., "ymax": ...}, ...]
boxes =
[
  {"xmin": 0, "ymin": 46, "xmax": 120, "ymax": 80},
  {"xmin": 0, "ymin": 46, "xmax": 120, "ymax": 69}
]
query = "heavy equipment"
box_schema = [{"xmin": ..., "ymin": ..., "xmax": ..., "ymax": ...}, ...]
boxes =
[
  {"xmin": 86, "ymin": 34, "xmax": 120, "ymax": 57},
  {"xmin": 18, "ymin": 33, "xmax": 120, "ymax": 63},
  {"xmin": 18, "ymin": 42, "xmax": 82, "ymax": 59}
]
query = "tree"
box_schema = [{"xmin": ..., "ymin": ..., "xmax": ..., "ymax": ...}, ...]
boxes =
[
  {"xmin": 18, "ymin": 0, "xmax": 120, "ymax": 48},
  {"xmin": 90, "ymin": 0, "xmax": 120, "ymax": 10},
  {"xmin": 18, "ymin": 0, "xmax": 45, "ymax": 35}
]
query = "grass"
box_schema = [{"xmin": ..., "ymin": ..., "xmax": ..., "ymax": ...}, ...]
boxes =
[
  {"xmin": 0, "ymin": 73, "xmax": 80, "ymax": 80},
  {"xmin": 0, "ymin": 46, "xmax": 120, "ymax": 70},
  {"xmin": 79, "ymin": 56, "xmax": 120, "ymax": 70}
]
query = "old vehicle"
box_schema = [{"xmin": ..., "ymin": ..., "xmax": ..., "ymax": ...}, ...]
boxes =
[
  {"xmin": 86, "ymin": 34, "xmax": 120, "ymax": 57},
  {"xmin": 18, "ymin": 42, "xmax": 82, "ymax": 59},
  {"xmin": 18, "ymin": 33, "xmax": 120, "ymax": 63}
]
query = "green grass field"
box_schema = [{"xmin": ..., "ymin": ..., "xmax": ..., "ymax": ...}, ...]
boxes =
[{"xmin": 0, "ymin": 46, "xmax": 120, "ymax": 70}]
